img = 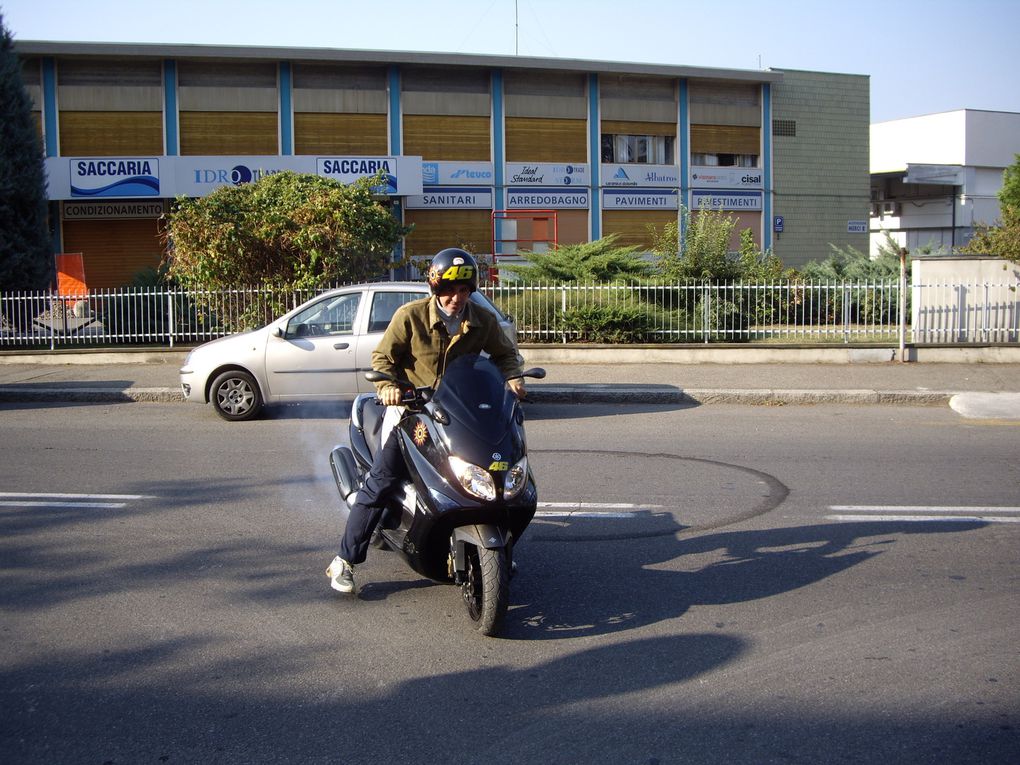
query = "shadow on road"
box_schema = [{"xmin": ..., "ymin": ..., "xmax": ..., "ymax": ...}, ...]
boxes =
[{"xmin": 506, "ymin": 517, "xmax": 987, "ymax": 640}]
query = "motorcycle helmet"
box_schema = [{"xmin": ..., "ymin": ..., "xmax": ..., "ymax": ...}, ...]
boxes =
[{"xmin": 427, "ymin": 248, "xmax": 479, "ymax": 294}]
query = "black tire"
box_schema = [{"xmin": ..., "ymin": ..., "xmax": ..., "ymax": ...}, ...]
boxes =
[
  {"xmin": 210, "ymin": 369, "xmax": 263, "ymax": 421},
  {"xmin": 462, "ymin": 545, "xmax": 510, "ymax": 636}
]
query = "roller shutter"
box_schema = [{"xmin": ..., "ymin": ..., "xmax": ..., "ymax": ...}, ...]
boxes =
[
  {"xmin": 294, "ymin": 113, "xmax": 387, "ymax": 154},
  {"xmin": 58, "ymin": 111, "xmax": 163, "ymax": 156},
  {"xmin": 61, "ymin": 219, "xmax": 165, "ymax": 288},
  {"xmin": 602, "ymin": 210, "xmax": 677, "ymax": 250},
  {"xmin": 690, "ymin": 125, "xmax": 760, "ymax": 155},
  {"xmin": 404, "ymin": 210, "xmax": 492, "ymax": 258},
  {"xmin": 179, "ymin": 112, "xmax": 279, "ymax": 155},
  {"xmin": 402, "ymin": 115, "xmax": 490, "ymax": 160},
  {"xmin": 505, "ymin": 117, "xmax": 587, "ymax": 162}
]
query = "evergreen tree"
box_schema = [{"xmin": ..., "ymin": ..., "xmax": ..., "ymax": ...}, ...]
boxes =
[{"xmin": 0, "ymin": 13, "xmax": 52, "ymax": 291}]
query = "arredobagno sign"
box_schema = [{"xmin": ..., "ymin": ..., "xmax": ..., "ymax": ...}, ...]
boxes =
[{"xmin": 44, "ymin": 156, "xmax": 424, "ymax": 199}]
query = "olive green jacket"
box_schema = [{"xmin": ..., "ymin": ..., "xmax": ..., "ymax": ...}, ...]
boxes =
[{"xmin": 371, "ymin": 296, "xmax": 523, "ymax": 395}]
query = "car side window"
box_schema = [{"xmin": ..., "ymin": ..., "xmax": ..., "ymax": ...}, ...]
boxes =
[
  {"xmin": 366, "ymin": 291, "xmax": 424, "ymax": 333},
  {"xmin": 287, "ymin": 293, "xmax": 361, "ymax": 338}
]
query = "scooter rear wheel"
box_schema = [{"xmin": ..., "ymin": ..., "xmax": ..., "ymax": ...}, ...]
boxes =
[{"xmin": 462, "ymin": 545, "xmax": 509, "ymax": 636}]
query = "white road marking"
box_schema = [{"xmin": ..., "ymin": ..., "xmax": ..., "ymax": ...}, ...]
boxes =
[
  {"xmin": 0, "ymin": 492, "xmax": 156, "ymax": 509},
  {"xmin": 0, "ymin": 501, "xmax": 129, "ymax": 508},
  {"xmin": 535, "ymin": 501, "xmax": 661, "ymax": 519},
  {"xmin": 827, "ymin": 505, "xmax": 1020, "ymax": 524},
  {"xmin": 828, "ymin": 515, "xmax": 1020, "ymax": 524},
  {"xmin": 829, "ymin": 505, "xmax": 1020, "ymax": 514},
  {"xmin": 539, "ymin": 502, "xmax": 663, "ymax": 509}
]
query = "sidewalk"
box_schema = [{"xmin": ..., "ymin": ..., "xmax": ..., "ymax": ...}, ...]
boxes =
[{"xmin": 2, "ymin": 348, "xmax": 1019, "ymax": 407}]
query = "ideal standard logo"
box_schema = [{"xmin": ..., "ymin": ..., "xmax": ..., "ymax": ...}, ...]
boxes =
[{"xmin": 71, "ymin": 158, "xmax": 160, "ymax": 197}]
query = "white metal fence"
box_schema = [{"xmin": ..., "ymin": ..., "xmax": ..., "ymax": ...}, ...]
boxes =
[{"xmin": 0, "ymin": 279, "xmax": 1017, "ymax": 348}]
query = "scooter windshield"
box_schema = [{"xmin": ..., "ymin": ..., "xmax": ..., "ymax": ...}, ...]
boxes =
[{"xmin": 433, "ymin": 354, "xmax": 513, "ymax": 438}]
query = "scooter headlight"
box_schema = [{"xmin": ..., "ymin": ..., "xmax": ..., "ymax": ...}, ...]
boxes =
[
  {"xmin": 503, "ymin": 456, "xmax": 529, "ymax": 499},
  {"xmin": 448, "ymin": 455, "xmax": 496, "ymax": 501}
]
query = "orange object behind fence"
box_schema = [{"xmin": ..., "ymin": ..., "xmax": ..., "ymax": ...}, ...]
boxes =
[{"xmin": 55, "ymin": 253, "xmax": 88, "ymax": 298}]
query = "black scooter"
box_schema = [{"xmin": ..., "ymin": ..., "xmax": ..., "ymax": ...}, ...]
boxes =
[{"xmin": 329, "ymin": 353, "xmax": 546, "ymax": 636}]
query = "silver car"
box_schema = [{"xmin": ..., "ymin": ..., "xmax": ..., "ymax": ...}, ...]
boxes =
[{"xmin": 180, "ymin": 282, "xmax": 520, "ymax": 421}]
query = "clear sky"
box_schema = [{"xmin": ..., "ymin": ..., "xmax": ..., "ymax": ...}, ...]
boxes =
[{"xmin": 3, "ymin": 0, "xmax": 1018, "ymax": 123}]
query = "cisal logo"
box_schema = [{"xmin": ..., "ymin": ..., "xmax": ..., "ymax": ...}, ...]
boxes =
[{"xmin": 193, "ymin": 165, "xmax": 276, "ymax": 186}]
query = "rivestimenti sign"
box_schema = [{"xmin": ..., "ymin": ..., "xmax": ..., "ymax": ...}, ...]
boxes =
[{"xmin": 691, "ymin": 189, "xmax": 763, "ymax": 211}]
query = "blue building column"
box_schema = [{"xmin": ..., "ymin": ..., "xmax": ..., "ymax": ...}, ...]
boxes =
[
  {"xmin": 678, "ymin": 78, "xmax": 690, "ymax": 243},
  {"xmin": 587, "ymin": 73, "xmax": 600, "ymax": 240},
  {"xmin": 386, "ymin": 66, "xmax": 404, "ymax": 276},
  {"xmin": 41, "ymin": 58, "xmax": 58, "ymax": 157},
  {"xmin": 279, "ymin": 61, "xmax": 293, "ymax": 155},
  {"xmin": 388, "ymin": 66, "xmax": 401, "ymax": 155},
  {"xmin": 163, "ymin": 60, "xmax": 178, "ymax": 155},
  {"xmin": 761, "ymin": 83, "xmax": 773, "ymax": 252},
  {"xmin": 491, "ymin": 67, "xmax": 506, "ymax": 266}
]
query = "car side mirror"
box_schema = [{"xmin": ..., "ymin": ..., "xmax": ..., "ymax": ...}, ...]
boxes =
[{"xmin": 272, "ymin": 325, "xmax": 285, "ymax": 338}]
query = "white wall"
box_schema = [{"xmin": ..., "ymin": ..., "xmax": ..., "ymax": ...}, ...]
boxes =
[
  {"xmin": 871, "ymin": 111, "xmax": 967, "ymax": 172},
  {"xmin": 964, "ymin": 111, "xmax": 1020, "ymax": 166}
]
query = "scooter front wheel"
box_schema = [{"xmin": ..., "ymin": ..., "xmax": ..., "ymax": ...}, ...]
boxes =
[{"xmin": 462, "ymin": 545, "xmax": 509, "ymax": 636}]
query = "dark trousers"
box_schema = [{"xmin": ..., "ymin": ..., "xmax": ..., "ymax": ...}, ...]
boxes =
[{"xmin": 339, "ymin": 431, "xmax": 407, "ymax": 565}]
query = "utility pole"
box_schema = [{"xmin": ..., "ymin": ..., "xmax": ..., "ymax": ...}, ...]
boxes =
[{"xmin": 515, "ymin": 0, "xmax": 519, "ymax": 55}]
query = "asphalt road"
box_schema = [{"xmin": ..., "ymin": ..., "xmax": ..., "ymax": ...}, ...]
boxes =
[{"xmin": 1, "ymin": 399, "xmax": 1018, "ymax": 764}]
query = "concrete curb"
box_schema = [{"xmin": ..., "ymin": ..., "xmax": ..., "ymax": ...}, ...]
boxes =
[{"xmin": 0, "ymin": 385, "xmax": 957, "ymax": 406}]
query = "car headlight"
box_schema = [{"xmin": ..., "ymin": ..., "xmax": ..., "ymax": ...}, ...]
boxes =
[
  {"xmin": 503, "ymin": 457, "xmax": 529, "ymax": 499},
  {"xmin": 448, "ymin": 455, "xmax": 496, "ymax": 501}
]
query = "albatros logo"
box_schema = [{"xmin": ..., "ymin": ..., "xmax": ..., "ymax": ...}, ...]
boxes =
[{"xmin": 70, "ymin": 158, "xmax": 160, "ymax": 197}]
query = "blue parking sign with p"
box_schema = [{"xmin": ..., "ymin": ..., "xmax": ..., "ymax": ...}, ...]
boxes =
[{"xmin": 773, "ymin": 215, "xmax": 784, "ymax": 232}]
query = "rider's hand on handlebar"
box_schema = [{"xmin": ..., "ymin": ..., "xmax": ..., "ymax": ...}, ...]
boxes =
[
  {"xmin": 379, "ymin": 385, "xmax": 404, "ymax": 406},
  {"xmin": 507, "ymin": 377, "xmax": 527, "ymax": 400}
]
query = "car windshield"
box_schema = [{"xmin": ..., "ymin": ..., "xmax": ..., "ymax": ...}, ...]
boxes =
[{"xmin": 287, "ymin": 293, "xmax": 360, "ymax": 337}]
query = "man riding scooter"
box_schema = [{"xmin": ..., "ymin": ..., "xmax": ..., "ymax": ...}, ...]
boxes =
[{"xmin": 327, "ymin": 248, "xmax": 526, "ymax": 593}]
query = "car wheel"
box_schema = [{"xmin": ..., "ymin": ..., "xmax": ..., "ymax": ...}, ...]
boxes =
[{"xmin": 210, "ymin": 369, "xmax": 263, "ymax": 421}]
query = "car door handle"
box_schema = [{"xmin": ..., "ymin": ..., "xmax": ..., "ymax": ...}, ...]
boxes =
[{"xmin": 334, "ymin": 342, "xmax": 350, "ymax": 350}]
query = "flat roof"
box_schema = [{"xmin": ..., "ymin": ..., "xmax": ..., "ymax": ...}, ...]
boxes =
[{"xmin": 15, "ymin": 40, "xmax": 784, "ymax": 85}]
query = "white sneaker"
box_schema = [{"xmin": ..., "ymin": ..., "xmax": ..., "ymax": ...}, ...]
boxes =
[{"xmin": 326, "ymin": 556, "xmax": 355, "ymax": 593}]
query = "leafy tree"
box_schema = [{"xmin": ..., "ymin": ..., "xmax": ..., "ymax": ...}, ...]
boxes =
[
  {"xmin": 502, "ymin": 234, "xmax": 653, "ymax": 282},
  {"xmin": 0, "ymin": 13, "xmax": 52, "ymax": 291},
  {"xmin": 654, "ymin": 204, "xmax": 741, "ymax": 281},
  {"xmin": 653, "ymin": 203, "xmax": 788, "ymax": 282},
  {"xmin": 999, "ymin": 153, "xmax": 1020, "ymax": 211},
  {"xmin": 958, "ymin": 205, "xmax": 1020, "ymax": 264},
  {"xmin": 737, "ymin": 228, "xmax": 789, "ymax": 281},
  {"xmin": 164, "ymin": 170, "xmax": 410, "ymax": 291},
  {"xmin": 799, "ymin": 242, "xmax": 899, "ymax": 281}
]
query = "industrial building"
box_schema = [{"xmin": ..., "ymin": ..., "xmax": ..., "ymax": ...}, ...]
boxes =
[
  {"xmin": 870, "ymin": 109, "xmax": 1020, "ymax": 255},
  {"xmin": 16, "ymin": 41, "xmax": 870, "ymax": 287}
]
